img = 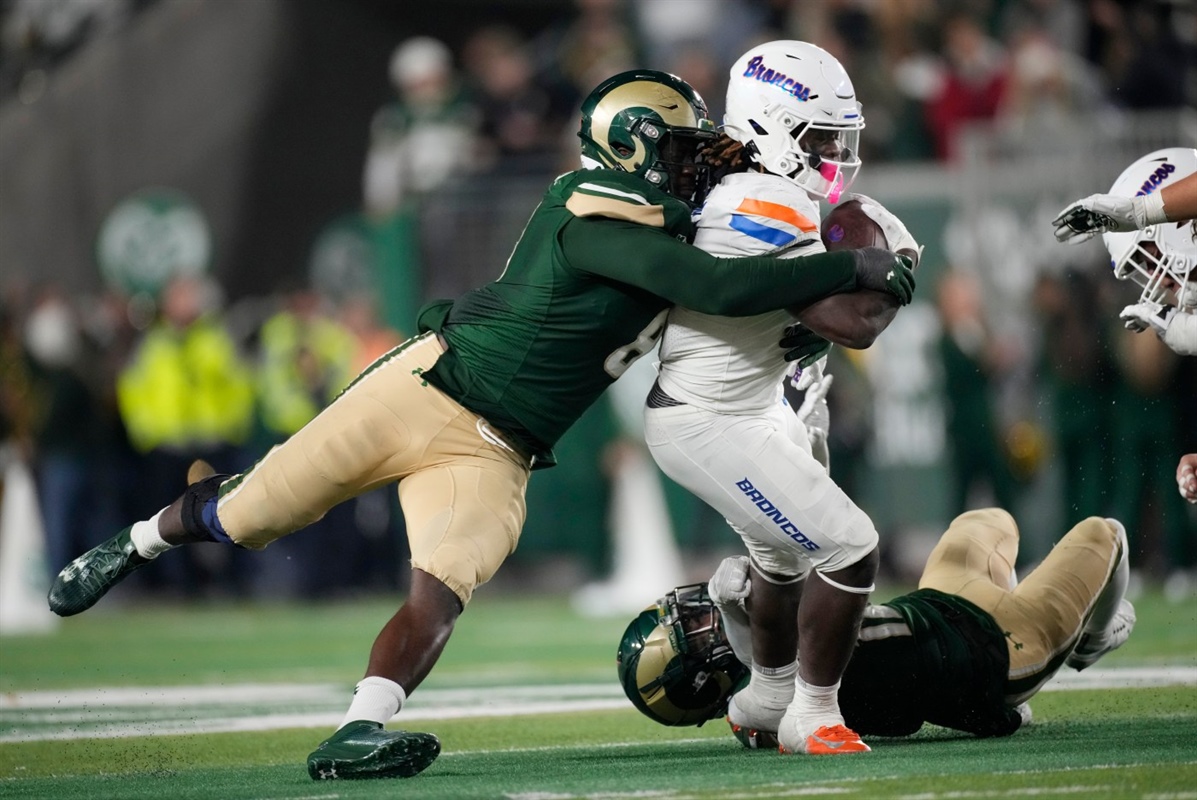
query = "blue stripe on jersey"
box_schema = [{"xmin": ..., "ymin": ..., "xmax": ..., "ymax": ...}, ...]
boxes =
[{"xmin": 730, "ymin": 214, "xmax": 798, "ymax": 247}]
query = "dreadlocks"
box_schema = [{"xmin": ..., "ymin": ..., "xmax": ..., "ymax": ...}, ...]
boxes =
[{"xmin": 699, "ymin": 133, "xmax": 757, "ymax": 186}]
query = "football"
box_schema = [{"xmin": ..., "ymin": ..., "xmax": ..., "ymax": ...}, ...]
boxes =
[{"xmin": 821, "ymin": 198, "xmax": 888, "ymax": 252}]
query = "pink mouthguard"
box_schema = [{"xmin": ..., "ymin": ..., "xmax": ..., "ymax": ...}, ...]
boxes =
[{"xmin": 819, "ymin": 161, "xmax": 844, "ymax": 204}]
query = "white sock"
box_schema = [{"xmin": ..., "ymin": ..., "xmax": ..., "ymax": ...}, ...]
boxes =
[
  {"xmin": 1085, "ymin": 520, "xmax": 1131, "ymax": 636},
  {"xmin": 130, "ymin": 509, "xmax": 172, "ymax": 559},
  {"xmin": 746, "ymin": 661, "xmax": 798, "ymax": 708},
  {"xmin": 340, "ymin": 676, "xmax": 406, "ymax": 727},
  {"xmin": 787, "ymin": 675, "xmax": 844, "ymax": 734}
]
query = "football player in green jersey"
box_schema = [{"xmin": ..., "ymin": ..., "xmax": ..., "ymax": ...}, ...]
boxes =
[
  {"xmin": 618, "ymin": 507, "xmax": 1135, "ymax": 743},
  {"xmin": 47, "ymin": 69, "xmax": 915, "ymax": 781}
]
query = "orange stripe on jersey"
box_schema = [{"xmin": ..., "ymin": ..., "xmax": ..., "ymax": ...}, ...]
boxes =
[{"xmin": 736, "ymin": 198, "xmax": 818, "ymax": 233}]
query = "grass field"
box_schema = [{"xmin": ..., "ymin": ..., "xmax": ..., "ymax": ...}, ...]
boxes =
[{"xmin": 1, "ymin": 587, "xmax": 1195, "ymax": 800}]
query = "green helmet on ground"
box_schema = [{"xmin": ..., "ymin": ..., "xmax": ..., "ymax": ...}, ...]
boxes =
[
  {"xmin": 616, "ymin": 583, "xmax": 749, "ymax": 727},
  {"xmin": 577, "ymin": 69, "xmax": 716, "ymax": 206}
]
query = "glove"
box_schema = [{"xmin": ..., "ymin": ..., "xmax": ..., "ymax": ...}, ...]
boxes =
[
  {"xmin": 707, "ymin": 555, "xmax": 751, "ymax": 607},
  {"xmin": 1119, "ymin": 302, "xmax": 1175, "ymax": 336},
  {"xmin": 779, "ymin": 324, "xmax": 831, "ymax": 367},
  {"xmin": 1178, "ymin": 454, "xmax": 1197, "ymax": 504},
  {"xmin": 795, "ymin": 368, "xmax": 832, "ymax": 470},
  {"xmin": 795, "ymin": 372, "xmax": 833, "ymax": 438},
  {"xmin": 852, "ymin": 248, "xmax": 916, "ymax": 305},
  {"xmin": 843, "ymin": 193, "xmax": 924, "ymax": 267},
  {"xmin": 707, "ymin": 555, "xmax": 754, "ymax": 666},
  {"xmin": 1052, "ymin": 192, "xmax": 1166, "ymax": 244},
  {"xmin": 791, "ymin": 357, "xmax": 824, "ymax": 392}
]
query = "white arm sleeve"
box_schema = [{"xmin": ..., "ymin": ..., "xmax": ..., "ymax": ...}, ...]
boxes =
[{"xmin": 1163, "ymin": 309, "xmax": 1197, "ymax": 356}]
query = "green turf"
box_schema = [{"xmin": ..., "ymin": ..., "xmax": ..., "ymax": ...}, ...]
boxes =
[{"xmin": 1, "ymin": 591, "xmax": 1194, "ymax": 799}]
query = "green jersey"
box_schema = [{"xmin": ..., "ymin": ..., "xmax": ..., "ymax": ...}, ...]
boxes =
[
  {"xmin": 418, "ymin": 168, "xmax": 858, "ymax": 467},
  {"xmin": 841, "ymin": 589, "xmax": 1022, "ymax": 738}
]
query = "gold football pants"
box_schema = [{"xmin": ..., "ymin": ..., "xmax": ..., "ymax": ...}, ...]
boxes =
[
  {"xmin": 919, "ymin": 508, "xmax": 1122, "ymax": 704},
  {"xmin": 215, "ymin": 332, "xmax": 531, "ymax": 606}
]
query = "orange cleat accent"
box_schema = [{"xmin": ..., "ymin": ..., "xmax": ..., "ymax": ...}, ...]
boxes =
[{"xmin": 779, "ymin": 724, "xmax": 870, "ymax": 755}]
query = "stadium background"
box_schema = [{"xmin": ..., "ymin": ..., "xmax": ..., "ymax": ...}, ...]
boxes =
[{"xmin": 1, "ymin": 0, "xmax": 1196, "ymax": 613}]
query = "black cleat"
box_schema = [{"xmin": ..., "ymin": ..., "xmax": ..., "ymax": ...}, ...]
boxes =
[
  {"xmin": 307, "ymin": 720, "xmax": 441, "ymax": 780},
  {"xmin": 47, "ymin": 526, "xmax": 149, "ymax": 616}
]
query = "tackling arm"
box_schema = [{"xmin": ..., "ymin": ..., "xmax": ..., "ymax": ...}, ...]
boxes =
[
  {"xmin": 795, "ymin": 195, "xmax": 921, "ymax": 347},
  {"xmin": 561, "ymin": 218, "xmax": 914, "ymax": 315},
  {"xmin": 792, "ymin": 245, "xmax": 920, "ymax": 348}
]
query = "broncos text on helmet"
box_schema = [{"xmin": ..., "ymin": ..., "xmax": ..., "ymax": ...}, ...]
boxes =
[{"xmin": 723, "ymin": 40, "xmax": 864, "ymax": 203}]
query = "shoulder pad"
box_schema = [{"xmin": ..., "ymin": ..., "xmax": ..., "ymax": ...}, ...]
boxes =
[
  {"xmin": 556, "ymin": 169, "xmax": 691, "ymax": 231},
  {"xmin": 696, "ymin": 174, "xmax": 822, "ymax": 255}
]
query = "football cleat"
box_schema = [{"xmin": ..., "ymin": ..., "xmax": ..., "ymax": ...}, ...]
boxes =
[
  {"xmin": 307, "ymin": 721, "xmax": 440, "ymax": 780},
  {"xmin": 47, "ymin": 526, "xmax": 148, "ymax": 617},
  {"xmin": 779, "ymin": 719, "xmax": 870, "ymax": 755},
  {"xmin": 1066, "ymin": 599, "xmax": 1136, "ymax": 671},
  {"xmin": 727, "ymin": 688, "xmax": 789, "ymax": 733},
  {"xmin": 728, "ymin": 716, "xmax": 779, "ymax": 750}
]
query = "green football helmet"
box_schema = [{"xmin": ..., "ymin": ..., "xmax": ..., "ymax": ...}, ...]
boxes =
[
  {"xmin": 616, "ymin": 583, "xmax": 749, "ymax": 727},
  {"xmin": 578, "ymin": 69, "xmax": 716, "ymax": 206}
]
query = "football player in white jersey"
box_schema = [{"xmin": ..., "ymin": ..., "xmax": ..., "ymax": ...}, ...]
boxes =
[
  {"xmin": 643, "ymin": 40, "xmax": 920, "ymax": 755},
  {"xmin": 1054, "ymin": 148, "xmax": 1197, "ymax": 504}
]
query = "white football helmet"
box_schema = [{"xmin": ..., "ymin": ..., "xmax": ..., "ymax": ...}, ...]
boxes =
[
  {"xmin": 1104, "ymin": 147, "xmax": 1197, "ymax": 312},
  {"xmin": 723, "ymin": 40, "xmax": 864, "ymax": 202}
]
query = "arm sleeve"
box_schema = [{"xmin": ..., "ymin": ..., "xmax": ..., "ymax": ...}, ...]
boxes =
[
  {"xmin": 561, "ymin": 216, "xmax": 857, "ymax": 317},
  {"xmin": 1163, "ymin": 309, "xmax": 1197, "ymax": 356}
]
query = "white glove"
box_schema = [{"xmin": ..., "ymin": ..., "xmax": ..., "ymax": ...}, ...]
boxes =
[
  {"xmin": 796, "ymin": 369, "xmax": 833, "ymax": 470},
  {"xmin": 1178, "ymin": 455, "xmax": 1197, "ymax": 504},
  {"xmin": 708, "ymin": 555, "xmax": 751, "ymax": 606},
  {"xmin": 707, "ymin": 556, "xmax": 754, "ymax": 666},
  {"xmin": 1052, "ymin": 192, "xmax": 1167, "ymax": 244},
  {"xmin": 791, "ymin": 357, "xmax": 824, "ymax": 392},
  {"xmin": 796, "ymin": 371, "xmax": 833, "ymax": 435},
  {"xmin": 1119, "ymin": 303, "xmax": 1197, "ymax": 355},
  {"xmin": 843, "ymin": 192, "xmax": 923, "ymax": 267},
  {"xmin": 1119, "ymin": 302, "xmax": 1174, "ymax": 335}
]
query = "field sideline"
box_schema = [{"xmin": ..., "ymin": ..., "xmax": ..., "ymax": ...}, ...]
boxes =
[{"xmin": 1, "ymin": 591, "xmax": 1195, "ymax": 799}]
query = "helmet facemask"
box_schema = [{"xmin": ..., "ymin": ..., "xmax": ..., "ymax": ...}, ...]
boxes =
[
  {"xmin": 1106, "ymin": 220, "xmax": 1197, "ymax": 314},
  {"xmin": 615, "ymin": 583, "xmax": 748, "ymax": 727}
]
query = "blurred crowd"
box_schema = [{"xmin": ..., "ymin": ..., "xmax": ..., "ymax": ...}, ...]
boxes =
[
  {"xmin": 353, "ymin": 0, "xmax": 1194, "ymax": 199},
  {"xmin": 1, "ymin": 0, "xmax": 1195, "ymax": 601},
  {"xmin": 1, "ymin": 276, "xmax": 407, "ymax": 601}
]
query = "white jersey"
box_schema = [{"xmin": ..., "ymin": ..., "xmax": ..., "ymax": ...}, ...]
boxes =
[{"xmin": 656, "ymin": 172, "xmax": 826, "ymax": 413}]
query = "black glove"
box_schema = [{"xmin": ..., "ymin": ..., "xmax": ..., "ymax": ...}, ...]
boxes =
[
  {"xmin": 779, "ymin": 324, "xmax": 830, "ymax": 366},
  {"xmin": 851, "ymin": 248, "xmax": 916, "ymax": 305}
]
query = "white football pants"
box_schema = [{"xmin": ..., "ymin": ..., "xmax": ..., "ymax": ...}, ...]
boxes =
[{"xmin": 644, "ymin": 400, "xmax": 877, "ymax": 576}]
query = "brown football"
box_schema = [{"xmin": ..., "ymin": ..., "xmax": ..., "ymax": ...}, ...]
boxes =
[{"xmin": 820, "ymin": 198, "xmax": 888, "ymax": 251}]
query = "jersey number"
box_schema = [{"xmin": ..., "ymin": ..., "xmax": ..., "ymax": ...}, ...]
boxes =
[{"xmin": 604, "ymin": 310, "xmax": 668, "ymax": 379}]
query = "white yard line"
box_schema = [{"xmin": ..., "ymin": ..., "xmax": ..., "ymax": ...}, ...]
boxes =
[{"xmin": 0, "ymin": 666, "xmax": 1193, "ymax": 744}]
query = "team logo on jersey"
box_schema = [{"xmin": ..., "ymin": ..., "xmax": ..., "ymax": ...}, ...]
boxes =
[
  {"xmin": 741, "ymin": 55, "xmax": 813, "ymax": 102},
  {"xmin": 735, "ymin": 478, "xmax": 819, "ymax": 551}
]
